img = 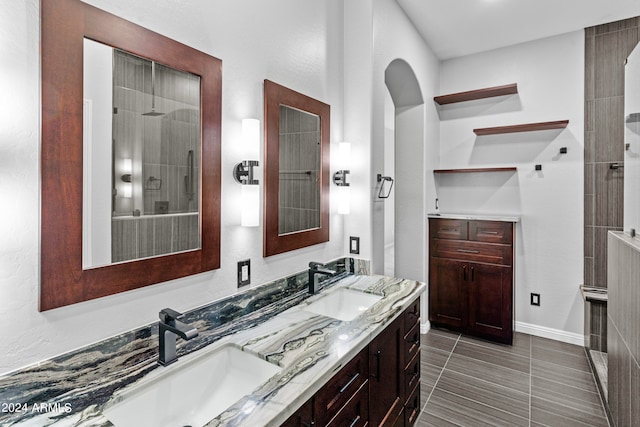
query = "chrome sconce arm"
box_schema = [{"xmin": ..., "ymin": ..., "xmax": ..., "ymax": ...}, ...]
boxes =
[{"xmin": 233, "ymin": 160, "xmax": 260, "ymax": 185}]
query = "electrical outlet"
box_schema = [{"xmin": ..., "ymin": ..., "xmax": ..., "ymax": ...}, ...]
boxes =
[
  {"xmin": 530, "ymin": 293, "xmax": 540, "ymax": 306},
  {"xmin": 237, "ymin": 259, "xmax": 250, "ymax": 288},
  {"xmin": 349, "ymin": 236, "xmax": 360, "ymax": 254}
]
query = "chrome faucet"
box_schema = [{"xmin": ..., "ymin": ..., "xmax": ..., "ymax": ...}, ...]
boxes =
[
  {"xmin": 308, "ymin": 261, "xmax": 337, "ymax": 294},
  {"xmin": 158, "ymin": 308, "xmax": 198, "ymax": 366}
]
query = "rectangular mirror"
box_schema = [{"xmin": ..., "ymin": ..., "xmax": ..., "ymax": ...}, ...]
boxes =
[
  {"xmin": 40, "ymin": 0, "xmax": 221, "ymax": 310},
  {"xmin": 263, "ymin": 80, "xmax": 330, "ymax": 257},
  {"xmin": 83, "ymin": 40, "xmax": 201, "ymax": 268}
]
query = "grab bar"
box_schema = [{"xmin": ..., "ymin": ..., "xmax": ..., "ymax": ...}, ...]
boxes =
[{"xmin": 185, "ymin": 150, "xmax": 195, "ymax": 201}]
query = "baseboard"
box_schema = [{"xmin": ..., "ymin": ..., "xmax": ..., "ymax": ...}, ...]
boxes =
[
  {"xmin": 515, "ymin": 321, "xmax": 585, "ymax": 346},
  {"xmin": 420, "ymin": 321, "xmax": 431, "ymax": 334}
]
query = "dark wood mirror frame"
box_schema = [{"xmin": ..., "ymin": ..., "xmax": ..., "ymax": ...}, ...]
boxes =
[
  {"xmin": 263, "ymin": 80, "xmax": 330, "ymax": 257},
  {"xmin": 40, "ymin": 0, "xmax": 221, "ymax": 311}
]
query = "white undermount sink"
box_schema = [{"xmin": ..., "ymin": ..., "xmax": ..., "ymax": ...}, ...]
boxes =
[
  {"xmin": 303, "ymin": 288, "xmax": 382, "ymax": 321},
  {"xmin": 103, "ymin": 343, "xmax": 281, "ymax": 427}
]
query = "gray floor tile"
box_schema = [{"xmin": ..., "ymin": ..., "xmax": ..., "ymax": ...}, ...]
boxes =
[
  {"xmin": 445, "ymin": 353, "xmax": 530, "ymax": 394},
  {"xmin": 452, "ymin": 341, "xmax": 530, "ymax": 374},
  {"xmin": 416, "ymin": 329, "xmax": 609, "ymax": 427},
  {"xmin": 531, "ymin": 396, "xmax": 609, "ymax": 427},
  {"xmin": 417, "ymin": 410, "xmax": 462, "ymax": 427},
  {"xmin": 436, "ymin": 369, "xmax": 530, "ymax": 419},
  {"xmin": 459, "ymin": 332, "xmax": 531, "ymax": 358},
  {"xmin": 531, "ymin": 376, "xmax": 605, "ymax": 415},
  {"xmin": 531, "ymin": 345, "xmax": 592, "ymax": 373},
  {"xmin": 425, "ymin": 388, "xmax": 530, "ymax": 427},
  {"xmin": 531, "ymin": 359, "xmax": 600, "ymax": 393},
  {"xmin": 423, "ymin": 329, "xmax": 459, "ymax": 353}
]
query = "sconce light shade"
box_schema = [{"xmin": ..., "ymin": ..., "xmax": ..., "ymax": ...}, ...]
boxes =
[{"xmin": 241, "ymin": 185, "xmax": 260, "ymax": 227}]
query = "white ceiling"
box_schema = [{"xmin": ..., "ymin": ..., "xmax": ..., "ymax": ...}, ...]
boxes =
[{"xmin": 396, "ymin": 0, "xmax": 640, "ymax": 60}]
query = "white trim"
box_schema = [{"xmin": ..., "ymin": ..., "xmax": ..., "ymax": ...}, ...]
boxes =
[
  {"xmin": 420, "ymin": 320, "xmax": 431, "ymax": 334},
  {"xmin": 515, "ymin": 321, "xmax": 585, "ymax": 346}
]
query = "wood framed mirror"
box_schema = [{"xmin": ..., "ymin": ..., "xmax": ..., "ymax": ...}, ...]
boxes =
[
  {"xmin": 40, "ymin": 0, "xmax": 221, "ymax": 310},
  {"xmin": 263, "ymin": 80, "xmax": 330, "ymax": 257}
]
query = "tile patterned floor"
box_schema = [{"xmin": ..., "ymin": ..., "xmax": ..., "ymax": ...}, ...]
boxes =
[{"xmin": 417, "ymin": 328, "xmax": 610, "ymax": 427}]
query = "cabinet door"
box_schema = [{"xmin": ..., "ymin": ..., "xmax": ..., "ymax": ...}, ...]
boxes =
[
  {"xmin": 429, "ymin": 258, "xmax": 466, "ymax": 329},
  {"xmin": 281, "ymin": 398, "xmax": 313, "ymax": 427},
  {"xmin": 467, "ymin": 263, "xmax": 513, "ymax": 344},
  {"xmin": 369, "ymin": 315, "xmax": 403, "ymax": 427}
]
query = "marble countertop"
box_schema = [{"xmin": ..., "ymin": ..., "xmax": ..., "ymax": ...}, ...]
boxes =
[
  {"xmin": 1, "ymin": 272, "xmax": 424, "ymax": 427},
  {"xmin": 428, "ymin": 212, "xmax": 521, "ymax": 222}
]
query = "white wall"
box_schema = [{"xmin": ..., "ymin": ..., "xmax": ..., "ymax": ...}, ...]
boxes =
[
  {"xmin": 438, "ymin": 31, "xmax": 585, "ymax": 342},
  {"xmin": 370, "ymin": 0, "xmax": 441, "ymax": 281},
  {"xmin": 0, "ymin": 0, "xmax": 346, "ymax": 375}
]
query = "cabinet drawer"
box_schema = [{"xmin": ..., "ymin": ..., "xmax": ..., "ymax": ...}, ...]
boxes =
[
  {"xmin": 326, "ymin": 381, "xmax": 368, "ymax": 427},
  {"xmin": 315, "ymin": 348, "xmax": 368, "ymax": 425},
  {"xmin": 429, "ymin": 218, "xmax": 468, "ymax": 240},
  {"xmin": 468, "ymin": 221, "xmax": 512, "ymax": 244},
  {"xmin": 403, "ymin": 322, "xmax": 420, "ymax": 363},
  {"xmin": 404, "ymin": 381, "xmax": 421, "ymax": 427},
  {"xmin": 404, "ymin": 350, "xmax": 420, "ymax": 397},
  {"xmin": 431, "ymin": 239, "xmax": 512, "ymax": 266},
  {"xmin": 404, "ymin": 297, "xmax": 420, "ymax": 333}
]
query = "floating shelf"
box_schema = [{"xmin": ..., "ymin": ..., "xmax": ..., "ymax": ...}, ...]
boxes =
[
  {"xmin": 434, "ymin": 167, "xmax": 518, "ymax": 174},
  {"xmin": 434, "ymin": 83, "xmax": 518, "ymax": 105},
  {"xmin": 473, "ymin": 120, "xmax": 569, "ymax": 136}
]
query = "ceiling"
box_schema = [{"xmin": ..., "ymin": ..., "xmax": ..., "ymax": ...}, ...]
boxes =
[{"xmin": 396, "ymin": 0, "xmax": 640, "ymax": 60}]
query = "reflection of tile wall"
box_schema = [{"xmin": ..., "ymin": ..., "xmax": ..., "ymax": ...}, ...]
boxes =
[
  {"xmin": 278, "ymin": 106, "xmax": 321, "ymax": 234},
  {"xmin": 112, "ymin": 214, "xmax": 199, "ymax": 263},
  {"xmin": 112, "ymin": 51, "xmax": 200, "ymax": 217},
  {"xmin": 607, "ymin": 232, "xmax": 640, "ymax": 427}
]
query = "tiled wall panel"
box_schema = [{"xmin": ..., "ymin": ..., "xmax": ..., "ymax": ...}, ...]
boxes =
[
  {"xmin": 607, "ymin": 232, "xmax": 640, "ymax": 427},
  {"xmin": 584, "ymin": 17, "xmax": 640, "ymax": 289}
]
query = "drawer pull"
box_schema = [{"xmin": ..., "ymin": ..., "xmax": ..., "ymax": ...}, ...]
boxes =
[
  {"xmin": 457, "ymin": 249, "xmax": 480, "ymax": 254},
  {"xmin": 405, "ymin": 335, "xmax": 420, "ymax": 346},
  {"xmin": 339, "ymin": 372, "xmax": 360, "ymax": 394},
  {"xmin": 301, "ymin": 422, "xmax": 315, "ymax": 427},
  {"xmin": 407, "ymin": 310, "xmax": 419, "ymax": 318},
  {"xmin": 372, "ymin": 350, "xmax": 381, "ymax": 379},
  {"xmin": 348, "ymin": 415, "xmax": 361, "ymax": 427},
  {"xmin": 481, "ymin": 231, "xmax": 499, "ymax": 235}
]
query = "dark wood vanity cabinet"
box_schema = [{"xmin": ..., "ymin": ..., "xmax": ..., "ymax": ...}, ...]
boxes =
[
  {"xmin": 429, "ymin": 218, "xmax": 514, "ymax": 344},
  {"xmin": 282, "ymin": 298, "xmax": 421, "ymax": 427}
]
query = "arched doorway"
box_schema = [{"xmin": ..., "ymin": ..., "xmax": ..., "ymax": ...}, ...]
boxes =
[{"xmin": 377, "ymin": 59, "xmax": 425, "ymax": 281}]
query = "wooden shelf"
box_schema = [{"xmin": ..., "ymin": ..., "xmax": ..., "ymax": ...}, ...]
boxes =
[
  {"xmin": 474, "ymin": 120, "xmax": 569, "ymax": 136},
  {"xmin": 434, "ymin": 167, "xmax": 518, "ymax": 174},
  {"xmin": 434, "ymin": 83, "xmax": 518, "ymax": 105}
]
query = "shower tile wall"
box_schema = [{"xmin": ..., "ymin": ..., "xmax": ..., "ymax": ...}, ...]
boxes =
[
  {"xmin": 278, "ymin": 106, "xmax": 321, "ymax": 234},
  {"xmin": 112, "ymin": 214, "xmax": 199, "ymax": 263},
  {"xmin": 584, "ymin": 17, "xmax": 640, "ymax": 351},
  {"xmin": 607, "ymin": 233, "xmax": 640, "ymax": 427}
]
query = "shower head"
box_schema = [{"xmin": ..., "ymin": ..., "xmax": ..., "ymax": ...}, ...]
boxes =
[{"xmin": 142, "ymin": 110, "xmax": 165, "ymax": 117}]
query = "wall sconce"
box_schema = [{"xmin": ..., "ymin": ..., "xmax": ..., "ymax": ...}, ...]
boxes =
[
  {"xmin": 333, "ymin": 142, "xmax": 351, "ymax": 214},
  {"xmin": 233, "ymin": 118, "xmax": 260, "ymax": 227},
  {"xmin": 121, "ymin": 158, "xmax": 132, "ymax": 198}
]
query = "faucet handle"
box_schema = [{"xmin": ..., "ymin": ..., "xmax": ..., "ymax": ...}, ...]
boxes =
[
  {"xmin": 159, "ymin": 308, "xmax": 183, "ymax": 323},
  {"xmin": 309, "ymin": 261, "xmax": 323, "ymax": 269}
]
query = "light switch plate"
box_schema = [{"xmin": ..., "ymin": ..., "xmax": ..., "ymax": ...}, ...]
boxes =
[
  {"xmin": 238, "ymin": 259, "xmax": 250, "ymax": 288},
  {"xmin": 530, "ymin": 293, "xmax": 540, "ymax": 306},
  {"xmin": 349, "ymin": 236, "xmax": 360, "ymax": 254}
]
